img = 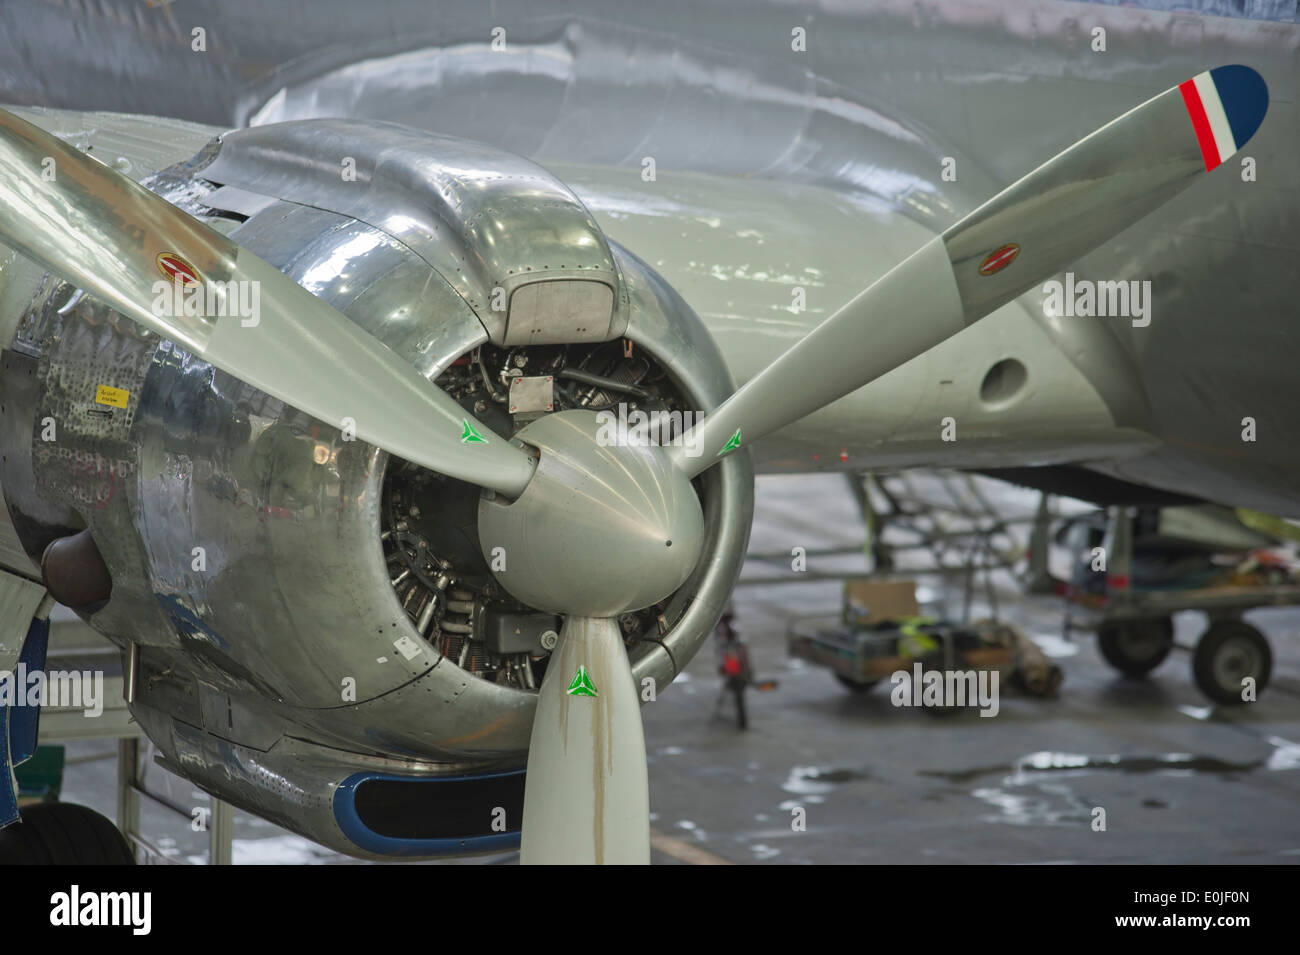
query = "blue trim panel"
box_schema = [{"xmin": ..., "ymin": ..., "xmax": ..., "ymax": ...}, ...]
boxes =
[
  {"xmin": 333, "ymin": 769, "xmax": 524, "ymax": 857},
  {"xmin": 0, "ymin": 705, "xmax": 15, "ymax": 827},
  {"xmin": 9, "ymin": 618, "xmax": 50, "ymax": 766},
  {"xmin": 1, "ymin": 617, "xmax": 50, "ymax": 828}
]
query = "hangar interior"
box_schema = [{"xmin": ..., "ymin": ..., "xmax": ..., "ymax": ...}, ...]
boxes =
[
  {"xmin": 0, "ymin": 0, "xmax": 1295, "ymax": 870},
  {"xmin": 33, "ymin": 472, "xmax": 1300, "ymax": 864}
]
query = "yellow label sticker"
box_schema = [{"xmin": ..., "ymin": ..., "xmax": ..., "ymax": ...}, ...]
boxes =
[{"xmin": 95, "ymin": 385, "xmax": 129, "ymax": 409}]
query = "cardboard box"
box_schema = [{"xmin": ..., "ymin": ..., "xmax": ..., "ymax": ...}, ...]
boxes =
[{"xmin": 844, "ymin": 579, "xmax": 919, "ymax": 625}]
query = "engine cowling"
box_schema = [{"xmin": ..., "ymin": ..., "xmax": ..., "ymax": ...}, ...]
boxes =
[{"xmin": 0, "ymin": 117, "xmax": 752, "ymax": 856}]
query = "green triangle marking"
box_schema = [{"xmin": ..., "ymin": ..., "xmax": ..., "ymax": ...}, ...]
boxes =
[
  {"xmin": 717, "ymin": 428, "xmax": 742, "ymax": 456},
  {"xmin": 460, "ymin": 419, "xmax": 487, "ymax": 444},
  {"xmin": 566, "ymin": 665, "xmax": 599, "ymax": 698}
]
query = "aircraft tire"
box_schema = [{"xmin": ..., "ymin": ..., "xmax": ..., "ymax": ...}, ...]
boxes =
[
  {"xmin": 1097, "ymin": 617, "xmax": 1173, "ymax": 677},
  {"xmin": 1193, "ymin": 620, "xmax": 1271, "ymax": 705},
  {"xmin": 0, "ymin": 802, "xmax": 135, "ymax": 865},
  {"xmin": 833, "ymin": 673, "xmax": 879, "ymax": 693}
]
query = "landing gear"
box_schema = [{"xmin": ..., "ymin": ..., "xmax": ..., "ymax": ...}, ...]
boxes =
[
  {"xmin": 1097, "ymin": 616, "xmax": 1174, "ymax": 677},
  {"xmin": 0, "ymin": 802, "xmax": 135, "ymax": 864},
  {"xmin": 1192, "ymin": 620, "xmax": 1272, "ymax": 705}
]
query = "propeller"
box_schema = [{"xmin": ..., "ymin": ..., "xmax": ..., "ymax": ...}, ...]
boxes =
[
  {"xmin": 508, "ymin": 65, "xmax": 1268, "ymax": 863},
  {"xmin": 519, "ymin": 616, "xmax": 649, "ymax": 864},
  {"xmin": 0, "ymin": 108, "xmax": 535, "ymax": 498}
]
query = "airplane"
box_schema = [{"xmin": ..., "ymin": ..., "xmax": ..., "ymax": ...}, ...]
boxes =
[{"xmin": 0, "ymin": 0, "xmax": 1292, "ymax": 864}]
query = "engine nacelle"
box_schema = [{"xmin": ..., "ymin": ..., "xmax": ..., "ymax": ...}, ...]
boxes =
[{"xmin": 0, "ymin": 117, "xmax": 752, "ymax": 856}]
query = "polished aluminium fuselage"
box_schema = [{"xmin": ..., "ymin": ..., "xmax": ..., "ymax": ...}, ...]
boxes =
[{"xmin": 3, "ymin": 0, "xmax": 1297, "ymax": 513}]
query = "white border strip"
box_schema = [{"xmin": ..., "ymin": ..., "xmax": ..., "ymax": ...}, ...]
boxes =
[{"xmin": 1193, "ymin": 71, "xmax": 1237, "ymax": 163}]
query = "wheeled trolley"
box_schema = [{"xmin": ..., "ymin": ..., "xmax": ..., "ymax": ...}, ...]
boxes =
[{"xmin": 1062, "ymin": 505, "xmax": 1298, "ymax": 704}]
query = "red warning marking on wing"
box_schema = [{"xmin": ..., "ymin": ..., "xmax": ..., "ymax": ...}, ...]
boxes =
[
  {"xmin": 978, "ymin": 243, "xmax": 1020, "ymax": 277},
  {"xmin": 155, "ymin": 252, "xmax": 201, "ymax": 286}
]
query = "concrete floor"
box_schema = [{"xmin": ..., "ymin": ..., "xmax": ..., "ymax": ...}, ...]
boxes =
[{"xmin": 51, "ymin": 473, "xmax": 1300, "ymax": 864}]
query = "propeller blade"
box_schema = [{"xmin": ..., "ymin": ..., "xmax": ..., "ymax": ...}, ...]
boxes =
[
  {"xmin": 672, "ymin": 65, "xmax": 1268, "ymax": 477},
  {"xmin": 0, "ymin": 108, "xmax": 535, "ymax": 497},
  {"xmin": 520, "ymin": 615, "xmax": 649, "ymax": 864}
]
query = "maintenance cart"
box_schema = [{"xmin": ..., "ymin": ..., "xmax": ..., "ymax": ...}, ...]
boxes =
[
  {"xmin": 787, "ymin": 617, "xmax": 1013, "ymax": 694},
  {"xmin": 786, "ymin": 579, "xmax": 1016, "ymax": 699},
  {"xmin": 1062, "ymin": 505, "xmax": 1300, "ymax": 703}
]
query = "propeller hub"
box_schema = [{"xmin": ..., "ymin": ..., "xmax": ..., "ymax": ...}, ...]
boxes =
[{"xmin": 478, "ymin": 410, "xmax": 704, "ymax": 617}]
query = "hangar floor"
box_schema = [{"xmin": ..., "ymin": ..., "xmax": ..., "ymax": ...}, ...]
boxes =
[{"xmin": 52, "ymin": 474, "xmax": 1300, "ymax": 864}]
